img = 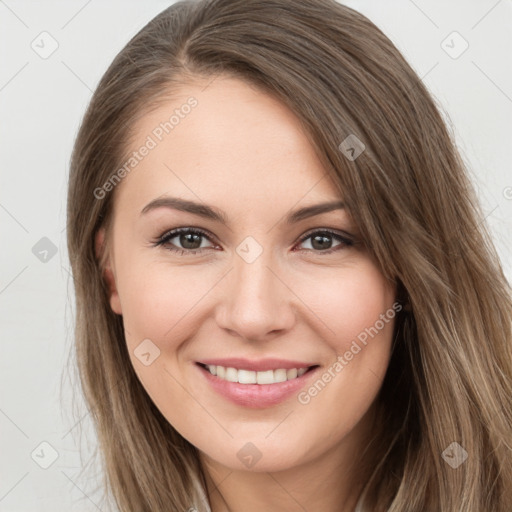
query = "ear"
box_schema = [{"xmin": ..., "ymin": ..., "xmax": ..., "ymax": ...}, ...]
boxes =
[{"xmin": 95, "ymin": 227, "xmax": 122, "ymax": 315}]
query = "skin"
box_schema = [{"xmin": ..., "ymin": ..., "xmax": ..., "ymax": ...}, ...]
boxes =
[{"xmin": 97, "ymin": 75, "xmax": 397, "ymax": 512}]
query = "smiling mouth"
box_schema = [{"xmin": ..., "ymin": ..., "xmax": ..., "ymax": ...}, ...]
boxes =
[{"xmin": 197, "ymin": 363, "xmax": 318, "ymax": 385}]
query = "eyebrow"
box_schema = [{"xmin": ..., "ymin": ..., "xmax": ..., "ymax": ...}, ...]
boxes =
[{"xmin": 140, "ymin": 196, "xmax": 345, "ymax": 224}]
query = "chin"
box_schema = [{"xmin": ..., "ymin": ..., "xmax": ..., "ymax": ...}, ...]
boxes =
[{"xmin": 200, "ymin": 437, "xmax": 316, "ymax": 474}]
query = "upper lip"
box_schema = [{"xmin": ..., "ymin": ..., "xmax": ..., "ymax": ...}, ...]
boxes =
[{"xmin": 197, "ymin": 358, "xmax": 318, "ymax": 372}]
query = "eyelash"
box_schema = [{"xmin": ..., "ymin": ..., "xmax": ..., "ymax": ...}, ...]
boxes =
[{"xmin": 152, "ymin": 227, "xmax": 354, "ymax": 256}]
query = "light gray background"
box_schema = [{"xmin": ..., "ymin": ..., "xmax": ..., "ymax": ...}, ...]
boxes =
[{"xmin": 1, "ymin": 1, "xmax": 511, "ymax": 510}]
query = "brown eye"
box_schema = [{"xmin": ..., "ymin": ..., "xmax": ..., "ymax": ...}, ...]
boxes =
[
  {"xmin": 155, "ymin": 227, "xmax": 216, "ymax": 254},
  {"xmin": 296, "ymin": 230, "xmax": 353, "ymax": 253},
  {"xmin": 177, "ymin": 232, "xmax": 203, "ymax": 250}
]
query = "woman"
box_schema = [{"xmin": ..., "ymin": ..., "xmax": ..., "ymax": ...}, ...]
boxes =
[{"xmin": 66, "ymin": 0, "xmax": 512, "ymax": 510}]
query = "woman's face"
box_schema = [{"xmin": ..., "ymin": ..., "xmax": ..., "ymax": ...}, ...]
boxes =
[{"xmin": 99, "ymin": 76, "xmax": 397, "ymax": 474}]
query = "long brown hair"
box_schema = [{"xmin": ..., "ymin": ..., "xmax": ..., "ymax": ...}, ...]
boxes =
[{"xmin": 66, "ymin": 1, "xmax": 512, "ymax": 510}]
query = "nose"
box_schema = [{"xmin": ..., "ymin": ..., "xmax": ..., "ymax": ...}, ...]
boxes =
[{"xmin": 214, "ymin": 249, "xmax": 296, "ymax": 342}]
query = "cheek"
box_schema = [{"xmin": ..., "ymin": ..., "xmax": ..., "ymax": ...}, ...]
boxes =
[
  {"xmin": 114, "ymin": 259, "xmax": 205, "ymax": 408},
  {"xmin": 292, "ymin": 261, "xmax": 396, "ymax": 429},
  {"xmin": 292, "ymin": 260, "xmax": 396, "ymax": 413},
  {"xmin": 297, "ymin": 260, "xmax": 395, "ymax": 352},
  {"xmin": 115, "ymin": 251, "xmax": 214, "ymax": 348}
]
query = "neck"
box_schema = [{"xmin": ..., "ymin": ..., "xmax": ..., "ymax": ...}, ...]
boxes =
[{"xmin": 200, "ymin": 403, "xmax": 378, "ymax": 512}]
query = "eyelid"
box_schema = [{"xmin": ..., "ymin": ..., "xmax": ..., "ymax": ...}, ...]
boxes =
[
  {"xmin": 152, "ymin": 226, "xmax": 355, "ymax": 254},
  {"xmin": 153, "ymin": 226, "xmax": 218, "ymax": 248},
  {"xmin": 296, "ymin": 227, "xmax": 354, "ymax": 244}
]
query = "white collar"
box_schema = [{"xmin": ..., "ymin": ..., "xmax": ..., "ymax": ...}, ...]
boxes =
[{"xmin": 353, "ymin": 486, "xmax": 369, "ymax": 512}]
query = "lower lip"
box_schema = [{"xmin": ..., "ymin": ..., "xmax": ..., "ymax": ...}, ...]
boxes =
[{"xmin": 196, "ymin": 364, "xmax": 319, "ymax": 409}]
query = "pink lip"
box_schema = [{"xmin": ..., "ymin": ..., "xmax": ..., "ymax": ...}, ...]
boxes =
[
  {"xmin": 196, "ymin": 362, "xmax": 319, "ymax": 409},
  {"xmin": 197, "ymin": 357, "xmax": 316, "ymax": 372}
]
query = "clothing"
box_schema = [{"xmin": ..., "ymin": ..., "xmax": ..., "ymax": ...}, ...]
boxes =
[
  {"xmin": 354, "ymin": 486, "xmax": 369, "ymax": 512},
  {"xmin": 354, "ymin": 497, "xmax": 366, "ymax": 512}
]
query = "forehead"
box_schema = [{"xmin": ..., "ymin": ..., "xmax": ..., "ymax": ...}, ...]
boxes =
[{"xmin": 113, "ymin": 76, "xmax": 342, "ymax": 214}]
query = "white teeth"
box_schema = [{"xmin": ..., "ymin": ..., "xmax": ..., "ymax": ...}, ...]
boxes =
[
  {"xmin": 286, "ymin": 368, "xmax": 298, "ymax": 379},
  {"xmin": 273, "ymin": 369, "xmax": 287, "ymax": 383},
  {"xmin": 238, "ymin": 369, "xmax": 257, "ymax": 384},
  {"xmin": 204, "ymin": 364, "xmax": 311, "ymax": 384},
  {"xmin": 257, "ymin": 370, "xmax": 274, "ymax": 384},
  {"xmin": 225, "ymin": 367, "xmax": 238, "ymax": 383}
]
